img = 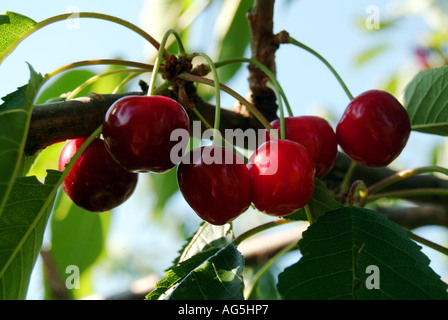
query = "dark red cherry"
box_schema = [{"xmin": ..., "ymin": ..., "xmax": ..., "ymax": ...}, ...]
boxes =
[
  {"xmin": 177, "ymin": 146, "xmax": 252, "ymax": 225},
  {"xmin": 336, "ymin": 90, "xmax": 411, "ymax": 168},
  {"xmin": 246, "ymin": 139, "xmax": 315, "ymax": 217},
  {"xmin": 102, "ymin": 95, "xmax": 190, "ymax": 173},
  {"xmin": 58, "ymin": 137, "xmax": 138, "ymax": 212},
  {"xmin": 268, "ymin": 116, "xmax": 338, "ymax": 179}
]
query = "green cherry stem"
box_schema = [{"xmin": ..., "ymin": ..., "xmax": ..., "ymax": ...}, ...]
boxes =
[
  {"xmin": 245, "ymin": 240, "xmax": 298, "ymax": 299},
  {"xmin": 44, "ymin": 59, "xmax": 155, "ymax": 80},
  {"xmin": 367, "ymin": 166, "xmax": 448, "ymax": 196},
  {"xmin": 66, "ymin": 68, "xmax": 149, "ymax": 100},
  {"xmin": 178, "ymin": 73, "xmax": 273, "ymax": 132},
  {"xmin": 266, "ymin": 81, "xmax": 285, "ymax": 140},
  {"xmin": 366, "ymin": 188, "xmax": 448, "ymax": 203},
  {"xmin": 232, "ymin": 219, "xmax": 293, "ymax": 247},
  {"xmin": 214, "ymin": 57, "xmax": 294, "ymax": 117},
  {"xmin": 148, "ymin": 29, "xmax": 186, "ymax": 97},
  {"xmin": 4, "ymin": 12, "xmax": 168, "ymax": 62},
  {"xmin": 409, "ymin": 233, "xmax": 448, "ymax": 256},
  {"xmin": 287, "ymin": 36, "xmax": 354, "ymax": 101},
  {"xmin": 189, "ymin": 52, "xmax": 222, "ymax": 145}
]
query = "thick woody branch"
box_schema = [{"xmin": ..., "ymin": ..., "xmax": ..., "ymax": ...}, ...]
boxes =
[{"xmin": 238, "ymin": 0, "xmax": 278, "ymax": 122}]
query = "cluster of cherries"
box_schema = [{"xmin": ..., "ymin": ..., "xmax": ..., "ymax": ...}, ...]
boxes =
[{"xmin": 59, "ymin": 89, "xmax": 411, "ymax": 225}]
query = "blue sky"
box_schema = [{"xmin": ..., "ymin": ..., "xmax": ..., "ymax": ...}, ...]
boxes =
[{"xmin": 1, "ymin": 0, "xmax": 447, "ymax": 299}]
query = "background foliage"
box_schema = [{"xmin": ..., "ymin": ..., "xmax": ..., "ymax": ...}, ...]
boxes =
[{"xmin": 0, "ymin": 0, "xmax": 447, "ymax": 300}]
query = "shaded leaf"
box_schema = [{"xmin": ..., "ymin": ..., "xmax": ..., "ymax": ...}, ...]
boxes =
[
  {"xmin": 147, "ymin": 243, "xmax": 244, "ymax": 300},
  {"xmin": 0, "ymin": 65, "xmax": 43, "ymax": 218},
  {"xmin": 277, "ymin": 206, "xmax": 448, "ymax": 300},
  {"xmin": 0, "ymin": 170, "xmax": 62, "ymax": 299},
  {"xmin": 286, "ymin": 179, "xmax": 343, "ymax": 221},
  {"xmin": 404, "ymin": 65, "xmax": 448, "ymax": 136}
]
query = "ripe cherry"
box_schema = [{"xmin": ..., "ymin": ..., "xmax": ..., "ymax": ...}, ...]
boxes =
[
  {"xmin": 177, "ymin": 145, "xmax": 252, "ymax": 225},
  {"xmin": 268, "ymin": 116, "xmax": 338, "ymax": 179},
  {"xmin": 102, "ymin": 95, "xmax": 190, "ymax": 173},
  {"xmin": 58, "ymin": 137, "xmax": 138, "ymax": 212},
  {"xmin": 247, "ymin": 139, "xmax": 315, "ymax": 217},
  {"xmin": 336, "ymin": 90, "xmax": 411, "ymax": 168}
]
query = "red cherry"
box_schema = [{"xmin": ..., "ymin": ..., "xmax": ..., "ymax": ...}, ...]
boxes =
[
  {"xmin": 336, "ymin": 90, "xmax": 411, "ymax": 168},
  {"xmin": 247, "ymin": 139, "xmax": 315, "ymax": 217},
  {"xmin": 177, "ymin": 146, "xmax": 252, "ymax": 225},
  {"xmin": 102, "ymin": 95, "xmax": 190, "ymax": 173},
  {"xmin": 58, "ymin": 137, "xmax": 138, "ymax": 212},
  {"xmin": 268, "ymin": 116, "xmax": 338, "ymax": 179}
]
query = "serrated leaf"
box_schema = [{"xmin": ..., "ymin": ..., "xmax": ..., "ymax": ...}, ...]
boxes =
[
  {"xmin": 176, "ymin": 222, "xmax": 233, "ymax": 264},
  {"xmin": 147, "ymin": 244, "xmax": 244, "ymax": 300},
  {"xmin": 277, "ymin": 206, "xmax": 448, "ymax": 300},
  {"xmin": 0, "ymin": 64, "xmax": 43, "ymax": 218},
  {"xmin": 0, "ymin": 12, "xmax": 37, "ymax": 64},
  {"xmin": 0, "ymin": 170, "xmax": 62, "ymax": 299},
  {"xmin": 148, "ymin": 222, "xmax": 236, "ymax": 300},
  {"xmin": 404, "ymin": 65, "xmax": 448, "ymax": 136},
  {"xmin": 286, "ymin": 179, "xmax": 343, "ymax": 221}
]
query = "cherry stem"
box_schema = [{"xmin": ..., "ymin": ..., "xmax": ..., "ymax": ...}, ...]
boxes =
[
  {"xmin": 44, "ymin": 59, "xmax": 154, "ymax": 80},
  {"xmin": 191, "ymin": 107, "xmax": 248, "ymax": 162},
  {"xmin": 367, "ymin": 165, "xmax": 448, "ymax": 196},
  {"xmin": 189, "ymin": 52, "xmax": 222, "ymax": 146},
  {"xmin": 409, "ymin": 233, "xmax": 448, "ymax": 256},
  {"xmin": 304, "ymin": 205, "xmax": 316, "ymax": 224},
  {"xmin": 214, "ymin": 57, "xmax": 293, "ymax": 117},
  {"xmin": 232, "ymin": 218, "xmax": 293, "ymax": 247},
  {"xmin": 66, "ymin": 68, "xmax": 149, "ymax": 100},
  {"xmin": 287, "ymin": 36, "xmax": 354, "ymax": 101},
  {"xmin": 367, "ymin": 188, "xmax": 448, "ymax": 203},
  {"xmin": 28, "ymin": 12, "xmax": 167, "ymax": 59},
  {"xmin": 245, "ymin": 240, "xmax": 298, "ymax": 299},
  {"xmin": 266, "ymin": 81, "xmax": 285, "ymax": 140},
  {"xmin": 148, "ymin": 29, "xmax": 186, "ymax": 97},
  {"xmin": 178, "ymin": 73, "xmax": 273, "ymax": 131},
  {"xmin": 339, "ymin": 160, "xmax": 358, "ymax": 197}
]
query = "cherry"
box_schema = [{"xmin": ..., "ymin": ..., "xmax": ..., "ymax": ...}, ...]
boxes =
[
  {"xmin": 246, "ymin": 139, "xmax": 315, "ymax": 217},
  {"xmin": 177, "ymin": 145, "xmax": 252, "ymax": 225},
  {"xmin": 58, "ymin": 137, "xmax": 138, "ymax": 212},
  {"xmin": 268, "ymin": 116, "xmax": 338, "ymax": 179},
  {"xmin": 102, "ymin": 95, "xmax": 190, "ymax": 173},
  {"xmin": 336, "ymin": 90, "xmax": 411, "ymax": 168}
]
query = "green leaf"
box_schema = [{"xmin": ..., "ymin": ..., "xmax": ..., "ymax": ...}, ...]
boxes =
[
  {"xmin": 353, "ymin": 43, "xmax": 389, "ymax": 66},
  {"xmin": 0, "ymin": 64, "xmax": 43, "ymax": 218},
  {"xmin": 215, "ymin": 0, "xmax": 254, "ymax": 84},
  {"xmin": 44, "ymin": 191, "xmax": 110, "ymax": 299},
  {"xmin": 147, "ymin": 222, "xmax": 237, "ymax": 300},
  {"xmin": 0, "ymin": 170, "xmax": 62, "ymax": 299},
  {"xmin": 0, "ymin": 12, "xmax": 37, "ymax": 64},
  {"xmin": 277, "ymin": 206, "xmax": 448, "ymax": 300},
  {"xmin": 147, "ymin": 243, "xmax": 244, "ymax": 300},
  {"xmin": 286, "ymin": 179, "xmax": 343, "ymax": 221},
  {"xmin": 36, "ymin": 69, "xmax": 96, "ymax": 104},
  {"xmin": 176, "ymin": 222, "xmax": 234, "ymax": 264},
  {"xmin": 404, "ymin": 65, "xmax": 448, "ymax": 136}
]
